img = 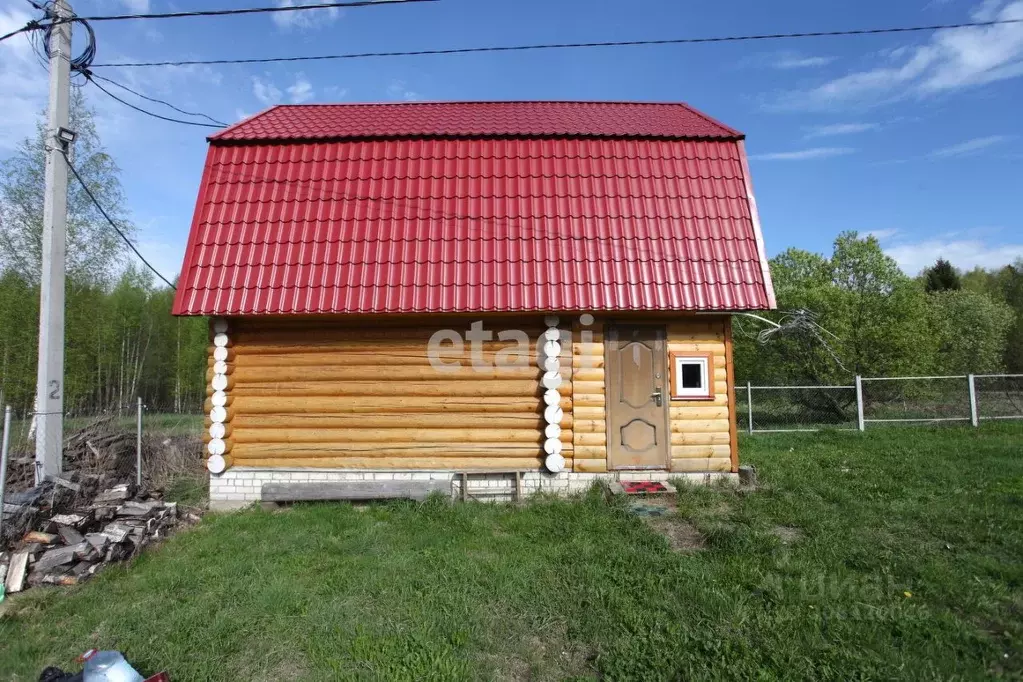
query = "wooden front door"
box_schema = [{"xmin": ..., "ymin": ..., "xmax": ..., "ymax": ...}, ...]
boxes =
[{"xmin": 606, "ymin": 325, "xmax": 670, "ymax": 470}]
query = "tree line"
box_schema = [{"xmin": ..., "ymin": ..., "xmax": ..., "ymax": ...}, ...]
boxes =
[{"xmin": 734, "ymin": 232, "xmax": 1022, "ymax": 385}]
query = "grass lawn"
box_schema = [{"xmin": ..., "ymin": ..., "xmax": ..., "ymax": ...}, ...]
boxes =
[{"xmin": 1, "ymin": 425, "xmax": 1021, "ymax": 680}]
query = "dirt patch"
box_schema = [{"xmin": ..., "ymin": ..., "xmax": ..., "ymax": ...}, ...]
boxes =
[
  {"xmin": 647, "ymin": 518, "xmax": 707, "ymax": 552},
  {"xmin": 771, "ymin": 525, "xmax": 804, "ymax": 545}
]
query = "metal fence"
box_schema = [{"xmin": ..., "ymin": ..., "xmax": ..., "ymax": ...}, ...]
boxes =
[{"xmin": 739, "ymin": 373, "xmax": 1023, "ymax": 433}]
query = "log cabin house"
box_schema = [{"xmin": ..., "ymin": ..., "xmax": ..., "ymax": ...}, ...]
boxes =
[{"xmin": 171, "ymin": 101, "xmax": 776, "ymax": 509}]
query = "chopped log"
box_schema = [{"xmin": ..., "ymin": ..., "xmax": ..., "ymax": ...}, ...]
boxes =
[
  {"xmin": 34, "ymin": 543, "xmax": 86, "ymax": 573},
  {"xmin": 23, "ymin": 531, "xmax": 57, "ymax": 545},
  {"xmin": 57, "ymin": 526, "xmax": 85, "ymax": 545},
  {"xmin": 261, "ymin": 480, "xmax": 451, "ymax": 503},
  {"xmin": 4, "ymin": 550, "xmax": 29, "ymax": 593}
]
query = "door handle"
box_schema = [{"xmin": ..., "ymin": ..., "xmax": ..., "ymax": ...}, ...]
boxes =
[{"xmin": 651, "ymin": 389, "xmax": 663, "ymax": 407}]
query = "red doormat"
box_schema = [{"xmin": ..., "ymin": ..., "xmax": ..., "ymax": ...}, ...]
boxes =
[{"xmin": 609, "ymin": 481, "xmax": 677, "ymax": 495}]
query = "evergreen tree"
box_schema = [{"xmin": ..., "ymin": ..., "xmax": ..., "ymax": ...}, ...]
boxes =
[{"xmin": 924, "ymin": 259, "xmax": 962, "ymax": 292}]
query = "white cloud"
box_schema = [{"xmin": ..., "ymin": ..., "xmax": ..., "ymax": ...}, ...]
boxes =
[
  {"xmin": 773, "ymin": 53, "xmax": 836, "ymax": 69},
  {"xmin": 252, "ymin": 74, "xmax": 316, "ymax": 105},
  {"xmin": 748, "ymin": 147, "xmax": 856, "ymax": 161},
  {"xmin": 118, "ymin": 0, "xmax": 150, "ymax": 11},
  {"xmin": 386, "ymin": 80, "xmax": 420, "ymax": 101},
  {"xmin": 252, "ymin": 76, "xmax": 283, "ymax": 106},
  {"xmin": 805, "ymin": 122, "xmax": 880, "ymax": 138},
  {"xmin": 929, "ymin": 134, "xmax": 1012, "ymax": 157},
  {"xmin": 772, "ymin": 0, "xmax": 1023, "ymax": 109},
  {"xmin": 866, "ymin": 228, "xmax": 902, "ymax": 241},
  {"xmin": 286, "ymin": 75, "xmax": 314, "ymax": 104},
  {"xmin": 272, "ymin": 0, "xmax": 342, "ymax": 30},
  {"xmin": 0, "ymin": 6, "xmax": 47, "ymax": 152},
  {"xmin": 886, "ymin": 238, "xmax": 1023, "ymax": 274}
]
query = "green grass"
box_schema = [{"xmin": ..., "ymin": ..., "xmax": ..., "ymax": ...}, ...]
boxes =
[{"xmin": 2, "ymin": 425, "xmax": 1021, "ymax": 680}]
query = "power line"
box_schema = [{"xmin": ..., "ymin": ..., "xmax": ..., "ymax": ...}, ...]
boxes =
[
  {"xmin": 0, "ymin": 21, "xmax": 40, "ymax": 44},
  {"xmin": 86, "ymin": 75, "xmax": 225, "ymax": 129},
  {"xmin": 91, "ymin": 17, "xmax": 1023, "ymax": 68},
  {"xmin": 61, "ymin": 151, "xmax": 178, "ymax": 290},
  {"xmin": 88, "ymin": 72, "xmax": 229, "ymax": 126},
  {"xmin": 67, "ymin": 0, "xmax": 436, "ymax": 22}
]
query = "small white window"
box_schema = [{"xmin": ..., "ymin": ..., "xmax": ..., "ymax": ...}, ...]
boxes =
[{"xmin": 670, "ymin": 352, "xmax": 715, "ymax": 400}]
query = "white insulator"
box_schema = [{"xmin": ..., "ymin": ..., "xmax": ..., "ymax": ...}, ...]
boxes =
[
  {"xmin": 212, "ymin": 360, "xmax": 229, "ymax": 375},
  {"xmin": 211, "ymin": 374, "xmax": 229, "ymax": 392},
  {"xmin": 212, "ymin": 318, "xmax": 229, "ymax": 335},
  {"xmin": 544, "ymin": 423, "xmax": 562, "ymax": 439},
  {"xmin": 544, "ymin": 404, "xmax": 563, "ymax": 425},
  {"xmin": 207, "ymin": 438, "xmax": 226, "ymax": 456},
  {"xmin": 544, "ymin": 453, "xmax": 566, "ymax": 473},
  {"xmin": 213, "ymin": 346, "xmax": 230, "ymax": 362},
  {"xmin": 543, "ymin": 327, "xmax": 560, "ymax": 341},
  {"xmin": 541, "ymin": 340, "xmax": 561, "ymax": 359},
  {"xmin": 544, "ymin": 315, "xmax": 560, "ymax": 327},
  {"xmin": 210, "ymin": 406, "xmax": 227, "ymax": 424},
  {"xmin": 209, "ymin": 422, "xmax": 226, "ymax": 440},
  {"xmin": 213, "ymin": 333, "xmax": 229, "ymax": 348},
  {"xmin": 543, "ymin": 388, "xmax": 561, "ymax": 406},
  {"xmin": 207, "ymin": 454, "xmax": 227, "ymax": 474},
  {"xmin": 211, "ymin": 390, "xmax": 228, "ymax": 408},
  {"xmin": 541, "ymin": 371, "xmax": 562, "ymax": 390},
  {"xmin": 542, "ymin": 356, "xmax": 560, "ymax": 373}
]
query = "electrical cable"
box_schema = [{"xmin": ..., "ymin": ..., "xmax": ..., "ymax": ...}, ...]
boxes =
[
  {"xmin": 64, "ymin": 0, "xmax": 436, "ymax": 22},
  {"xmin": 0, "ymin": 21, "xmax": 40, "ymax": 44},
  {"xmin": 91, "ymin": 17, "xmax": 1023, "ymax": 68},
  {"xmin": 88, "ymin": 72, "xmax": 229, "ymax": 126},
  {"xmin": 61, "ymin": 150, "xmax": 178, "ymax": 290},
  {"xmin": 85, "ymin": 74, "xmax": 225, "ymax": 128}
]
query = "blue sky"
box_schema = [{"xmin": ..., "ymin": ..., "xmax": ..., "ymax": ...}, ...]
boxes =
[{"xmin": 1, "ymin": 0, "xmax": 1021, "ymax": 283}]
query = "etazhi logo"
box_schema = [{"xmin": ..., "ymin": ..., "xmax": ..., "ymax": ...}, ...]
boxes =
[{"xmin": 426, "ymin": 314, "xmax": 599, "ymax": 372}]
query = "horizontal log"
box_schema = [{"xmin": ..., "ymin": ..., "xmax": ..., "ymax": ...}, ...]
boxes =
[
  {"xmin": 231, "ymin": 365, "xmax": 545, "ymax": 383},
  {"xmin": 668, "ymin": 406, "xmax": 730, "ymax": 421},
  {"xmin": 230, "ymin": 380, "xmax": 542, "ymax": 398},
  {"xmin": 232, "ymin": 442, "xmax": 545, "ymax": 458},
  {"xmin": 572, "ymin": 343, "xmax": 604, "ymax": 355},
  {"xmin": 661, "ymin": 419, "xmax": 730, "ymax": 433},
  {"xmin": 571, "ymin": 368, "xmax": 604, "ymax": 383},
  {"xmin": 206, "ymin": 359, "xmax": 235, "ymax": 373},
  {"xmin": 204, "ymin": 396, "xmax": 235, "ymax": 412},
  {"xmin": 668, "ymin": 343, "xmax": 726, "ymax": 354},
  {"xmin": 573, "ymin": 407, "xmax": 605, "ymax": 420},
  {"xmin": 207, "ymin": 454, "xmax": 234, "ymax": 473},
  {"xmin": 665, "ymin": 330, "xmax": 724, "ymax": 342},
  {"xmin": 233, "ymin": 351, "xmax": 544, "ymax": 368},
  {"xmin": 232, "ymin": 413, "xmax": 561, "ymax": 430},
  {"xmin": 573, "ymin": 459, "xmax": 607, "ymax": 473},
  {"xmin": 670, "ymin": 444, "xmax": 731, "ymax": 457},
  {"xmin": 575, "ymin": 433, "xmax": 606, "ymax": 447},
  {"xmin": 668, "ymin": 431, "xmax": 729, "ymax": 445},
  {"xmin": 209, "ymin": 348, "xmax": 236, "ymax": 363},
  {"xmin": 230, "ymin": 395, "xmax": 567, "ymax": 414},
  {"xmin": 572, "ymin": 419, "xmax": 605, "ymax": 433},
  {"xmin": 572, "ymin": 445, "xmax": 607, "ymax": 459},
  {"xmin": 572, "ymin": 355, "xmax": 604, "ymax": 369},
  {"xmin": 571, "ymin": 394, "xmax": 605, "ymax": 408},
  {"xmin": 666, "ymin": 321, "xmax": 723, "ymax": 334},
  {"xmin": 572, "ymin": 381, "xmax": 605, "ymax": 395},
  {"xmin": 232, "ymin": 456, "xmax": 546, "ymax": 470},
  {"xmin": 670, "ymin": 457, "xmax": 731, "ymax": 473},
  {"xmin": 232, "ymin": 428, "xmax": 544, "ymax": 445}
]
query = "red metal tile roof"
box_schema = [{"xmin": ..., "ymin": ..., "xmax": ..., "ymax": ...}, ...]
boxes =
[
  {"xmin": 173, "ymin": 102, "xmax": 775, "ymax": 316},
  {"xmin": 211, "ymin": 101, "xmax": 743, "ymax": 142}
]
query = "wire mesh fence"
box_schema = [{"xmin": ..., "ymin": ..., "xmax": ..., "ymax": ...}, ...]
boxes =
[
  {"xmin": 975, "ymin": 374, "xmax": 1023, "ymax": 421},
  {"xmin": 741, "ymin": 373, "xmax": 1022, "ymax": 433}
]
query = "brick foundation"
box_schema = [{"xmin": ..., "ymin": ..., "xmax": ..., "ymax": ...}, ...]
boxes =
[{"xmin": 209, "ymin": 468, "xmax": 737, "ymax": 511}]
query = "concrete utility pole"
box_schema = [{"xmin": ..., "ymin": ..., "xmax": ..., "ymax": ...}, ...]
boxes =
[{"xmin": 34, "ymin": 0, "xmax": 73, "ymax": 484}]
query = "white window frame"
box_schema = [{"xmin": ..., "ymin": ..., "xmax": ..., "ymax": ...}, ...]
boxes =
[{"xmin": 670, "ymin": 352, "xmax": 714, "ymax": 400}]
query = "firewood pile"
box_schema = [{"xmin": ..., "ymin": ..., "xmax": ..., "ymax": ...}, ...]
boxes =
[
  {"xmin": 1, "ymin": 417, "xmax": 206, "ymax": 596},
  {"xmin": 1, "ymin": 481, "xmax": 201, "ymax": 595}
]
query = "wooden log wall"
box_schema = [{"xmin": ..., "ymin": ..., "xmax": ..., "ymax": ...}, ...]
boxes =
[
  {"xmin": 213, "ymin": 317, "xmax": 572, "ymax": 471},
  {"xmin": 572, "ymin": 318, "xmax": 607, "ymax": 473},
  {"xmin": 666, "ymin": 317, "xmax": 735, "ymax": 474}
]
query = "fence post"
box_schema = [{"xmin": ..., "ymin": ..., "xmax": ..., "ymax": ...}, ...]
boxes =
[
  {"xmin": 968, "ymin": 374, "xmax": 979, "ymax": 427},
  {"xmin": 855, "ymin": 376, "xmax": 865, "ymax": 432},
  {"xmin": 0, "ymin": 406, "xmax": 12, "ymax": 543},
  {"xmin": 136, "ymin": 397, "xmax": 143, "ymax": 488},
  {"xmin": 746, "ymin": 381, "xmax": 754, "ymax": 434}
]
